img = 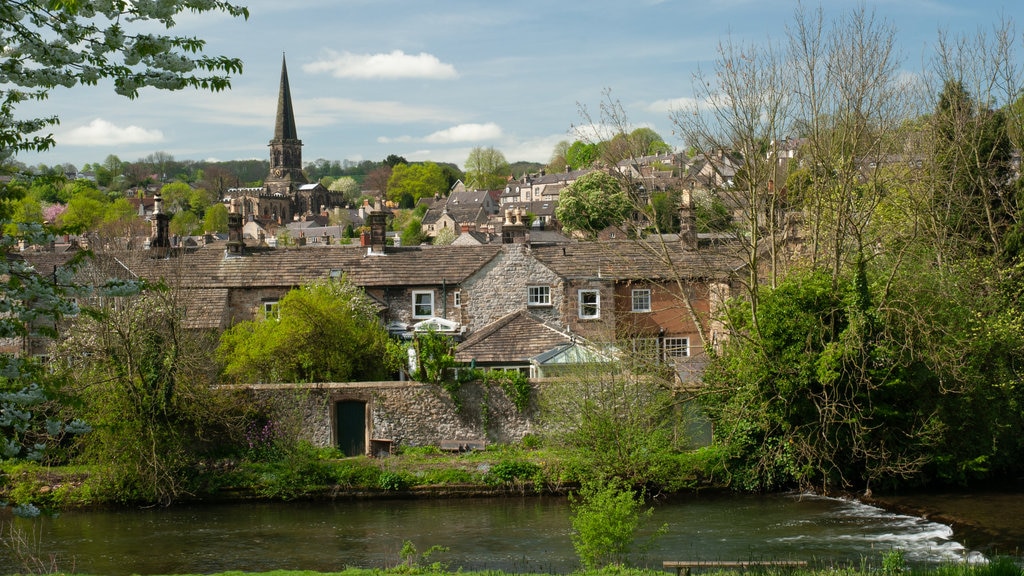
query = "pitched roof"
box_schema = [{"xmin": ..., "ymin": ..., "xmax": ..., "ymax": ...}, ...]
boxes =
[
  {"xmin": 180, "ymin": 288, "xmax": 230, "ymax": 329},
  {"xmin": 125, "ymin": 243, "xmax": 503, "ymax": 289},
  {"xmin": 455, "ymin": 310, "xmax": 573, "ymax": 363},
  {"xmin": 531, "ymin": 239, "xmax": 745, "ymax": 281}
]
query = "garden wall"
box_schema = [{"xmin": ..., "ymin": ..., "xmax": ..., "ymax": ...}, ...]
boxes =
[{"xmin": 244, "ymin": 380, "xmax": 537, "ymax": 452}]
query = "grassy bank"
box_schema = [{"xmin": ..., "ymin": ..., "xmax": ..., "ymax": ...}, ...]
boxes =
[{"xmin": 0, "ymin": 442, "xmax": 722, "ymax": 510}]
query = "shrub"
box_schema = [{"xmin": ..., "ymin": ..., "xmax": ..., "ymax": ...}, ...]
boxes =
[
  {"xmin": 569, "ymin": 479, "xmax": 664, "ymax": 569},
  {"xmin": 485, "ymin": 459, "xmax": 540, "ymax": 486}
]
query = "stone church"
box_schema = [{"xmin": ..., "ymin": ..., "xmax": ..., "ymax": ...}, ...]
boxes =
[{"xmin": 224, "ymin": 56, "xmax": 343, "ymax": 226}]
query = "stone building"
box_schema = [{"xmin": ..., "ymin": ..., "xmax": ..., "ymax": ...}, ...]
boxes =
[{"xmin": 224, "ymin": 56, "xmax": 343, "ymax": 227}]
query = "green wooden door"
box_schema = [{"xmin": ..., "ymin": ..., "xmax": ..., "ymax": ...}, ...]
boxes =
[{"xmin": 336, "ymin": 401, "xmax": 366, "ymax": 457}]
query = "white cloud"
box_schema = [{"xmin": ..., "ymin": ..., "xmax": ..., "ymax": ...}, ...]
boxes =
[
  {"xmin": 423, "ymin": 123, "xmax": 502, "ymax": 143},
  {"xmin": 378, "ymin": 123, "xmax": 503, "ymax": 145},
  {"xmin": 310, "ymin": 97, "xmax": 459, "ymax": 124},
  {"xmin": 646, "ymin": 97, "xmax": 703, "ymax": 114},
  {"xmin": 304, "ymin": 50, "xmax": 458, "ymax": 80},
  {"xmin": 377, "ymin": 135, "xmax": 415, "ymax": 144},
  {"xmin": 58, "ymin": 119, "xmax": 164, "ymax": 146}
]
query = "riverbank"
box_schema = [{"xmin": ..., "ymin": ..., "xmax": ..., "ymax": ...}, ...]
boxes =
[
  {"xmin": 3, "ymin": 444, "xmax": 1021, "ymax": 559},
  {"xmin": 863, "ymin": 492, "xmax": 1024, "ymax": 556}
]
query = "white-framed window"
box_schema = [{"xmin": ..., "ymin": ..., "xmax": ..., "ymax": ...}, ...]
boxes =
[
  {"xmin": 263, "ymin": 300, "xmax": 279, "ymax": 320},
  {"xmin": 528, "ymin": 285, "xmax": 551, "ymax": 307},
  {"xmin": 412, "ymin": 291, "xmax": 434, "ymax": 318},
  {"xmin": 453, "ymin": 291, "xmax": 462, "ymax": 308},
  {"xmin": 578, "ymin": 289, "xmax": 600, "ymax": 319},
  {"xmin": 663, "ymin": 337, "xmax": 690, "ymax": 360},
  {"xmin": 631, "ymin": 289, "xmax": 651, "ymax": 312}
]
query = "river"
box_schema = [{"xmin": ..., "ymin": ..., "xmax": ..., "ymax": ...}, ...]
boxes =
[{"xmin": 3, "ymin": 492, "xmax": 1014, "ymax": 575}]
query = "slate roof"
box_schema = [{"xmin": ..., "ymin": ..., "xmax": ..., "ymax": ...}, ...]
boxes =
[
  {"xmin": 180, "ymin": 288, "xmax": 230, "ymax": 329},
  {"xmin": 531, "ymin": 240, "xmax": 745, "ymax": 281},
  {"xmin": 455, "ymin": 310, "xmax": 573, "ymax": 364},
  {"xmin": 126, "ymin": 243, "xmax": 503, "ymax": 289}
]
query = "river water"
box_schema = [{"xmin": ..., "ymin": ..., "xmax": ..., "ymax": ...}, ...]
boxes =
[{"xmin": 2, "ymin": 492, "xmax": 1005, "ymax": 575}]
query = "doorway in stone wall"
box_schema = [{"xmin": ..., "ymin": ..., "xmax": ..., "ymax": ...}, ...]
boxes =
[{"xmin": 335, "ymin": 400, "xmax": 367, "ymax": 457}]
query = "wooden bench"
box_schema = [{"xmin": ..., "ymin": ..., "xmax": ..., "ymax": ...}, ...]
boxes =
[{"xmin": 664, "ymin": 561, "xmax": 808, "ymax": 576}]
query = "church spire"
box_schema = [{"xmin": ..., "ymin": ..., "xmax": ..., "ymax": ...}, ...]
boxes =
[
  {"xmin": 274, "ymin": 54, "xmax": 298, "ymax": 141},
  {"xmin": 266, "ymin": 53, "xmax": 306, "ymax": 198}
]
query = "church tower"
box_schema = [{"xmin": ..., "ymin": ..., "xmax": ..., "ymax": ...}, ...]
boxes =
[{"xmin": 265, "ymin": 55, "xmax": 308, "ymax": 197}]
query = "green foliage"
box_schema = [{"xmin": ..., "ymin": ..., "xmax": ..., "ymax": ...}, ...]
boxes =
[
  {"xmin": 387, "ymin": 162, "xmax": 448, "ymax": 208},
  {"xmin": 0, "ymin": 0, "xmax": 248, "ymax": 155},
  {"xmin": 705, "ymin": 261, "xmax": 1024, "ymax": 492},
  {"xmin": 203, "ymin": 202, "xmax": 229, "ymax": 233},
  {"xmin": 540, "ymin": 358, "xmax": 681, "ymax": 487},
  {"xmin": 401, "ymin": 217, "xmax": 426, "ymax": 246},
  {"xmin": 0, "ymin": 226, "xmax": 92, "ymax": 466},
  {"xmin": 566, "ymin": 140, "xmax": 600, "ymax": 170},
  {"xmin": 412, "ymin": 330, "xmax": 461, "ymax": 406},
  {"xmin": 484, "ymin": 459, "xmax": 540, "ymax": 486},
  {"xmin": 54, "ymin": 287, "xmax": 244, "ymax": 504},
  {"xmin": 218, "ymin": 277, "xmax": 404, "ymax": 384},
  {"xmin": 170, "ymin": 210, "xmax": 201, "ymax": 236},
  {"xmin": 378, "ymin": 470, "xmax": 415, "ymax": 491},
  {"xmin": 569, "ymin": 479, "xmax": 663, "ymax": 570},
  {"xmin": 464, "ymin": 146, "xmax": 510, "ymax": 190},
  {"xmin": 555, "ymin": 171, "xmax": 633, "ymax": 239},
  {"xmin": 881, "ymin": 549, "xmax": 905, "ymax": 576},
  {"xmin": 482, "ymin": 369, "xmax": 532, "ymax": 412},
  {"xmin": 397, "ymin": 540, "xmax": 450, "ymax": 572}
]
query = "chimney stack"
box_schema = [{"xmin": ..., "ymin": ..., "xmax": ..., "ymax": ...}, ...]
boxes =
[
  {"xmin": 679, "ymin": 188, "xmax": 697, "ymax": 250},
  {"xmin": 149, "ymin": 194, "xmax": 170, "ymax": 258},
  {"xmin": 226, "ymin": 197, "xmax": 245, "ymax": 255}
]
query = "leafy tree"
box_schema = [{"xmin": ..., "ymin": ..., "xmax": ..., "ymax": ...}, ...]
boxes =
[
  {"xmin": 160, "ymin": 181, "xmax": 195, "ymax": 213},
  {"xmin": 386, "ymin": 162, "xmax": 447, "ymax": 208},
  {"xmin": 170, "ymin": 210, "xmax": 201, "ymax": 236},
  {"xmin": 540, "ymin": 354, "xmax": 680, "ymax": 487},
  {"xmin": 60, "ymin": 189, "xmax": 108, "ymax": 233},
  {"xmin": 629, "ymin": 127, "xmax": 671, "ymax": 156},
  {"xmin": 400, "ymin": 217, "xmax": 425, "ymax": 246},
  {"xmin": 203, "ymin": 202, "xmax": 229, "ymax": 233},
  {"xmin": 328, "ymin": 175, "xmax": 361, "ymax": 205},
  {"xmin": 0, "ymin": 0, "xmax": 247, "ymax": 156},
  {"xmin": 555, "ymin": 171, "xmax": 632, "ymax": 239},
  {"xmin": 217, "ymin": 278, "xmax": 403, "ymax": 384},
  {"xmin": 1, "ymin": 226, "xmax": 92, "ymax": 470},
  {"xmin": 930, "ymin": 79, "xmax": 1015, "ymax": 259},
  {"xmin": 546, "ymin": 140, "xmax": 571, "ymax": 173},
  {"xmin": 54, "ymin": 286, "xmax": 242, "ymax": 504},
  {"xmin": 463, "ymin": 146, "xmax": 509, "ymax": 190},
  {"xmin": 566, "ymin": 140, "xmax": 599, "ymax": 169}
]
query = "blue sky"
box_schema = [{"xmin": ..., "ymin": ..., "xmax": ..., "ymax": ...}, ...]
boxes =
[{"xmin": 14, "ymin": 0, "xmax": 1021, "ymax": 171}]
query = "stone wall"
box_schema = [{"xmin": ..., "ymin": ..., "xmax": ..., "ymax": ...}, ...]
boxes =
[
  {"xmin": 246, "ymin": 379, "xmax": 537, "ymax": 451},
  {"xmin": 461, "ymin": 244, "xmax": 564, "ymax": 331}
]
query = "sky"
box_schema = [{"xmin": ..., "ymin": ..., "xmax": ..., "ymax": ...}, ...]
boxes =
[{"xmin": 12, "ymin": 0, "xmax": 1022, "ymax": 171}]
